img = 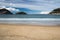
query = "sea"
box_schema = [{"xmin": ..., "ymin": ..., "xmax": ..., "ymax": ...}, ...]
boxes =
[{"xmin": 0, "ymin": 14, "xmax": 60, "ymax": 25}]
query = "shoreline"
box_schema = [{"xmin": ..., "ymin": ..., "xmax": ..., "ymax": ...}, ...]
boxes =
[{"xmin": 0, "ymin": 23, "xmax": 60, "ymax": 27}]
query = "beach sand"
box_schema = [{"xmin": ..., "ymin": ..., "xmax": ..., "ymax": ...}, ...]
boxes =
[{"xmin": 0, "ymin": 24, "xmax": 60, "ymax": 40}]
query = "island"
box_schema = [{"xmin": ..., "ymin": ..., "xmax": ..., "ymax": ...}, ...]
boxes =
[
  {"xmin": 49, "ymin": 8, "xmax": 60, "ymax": 15},
  {"xmin": 0, "ymin": 8, "xmax": 13, "ymax": 14},
  {"xmin": 16, "ymin": 12, "xmax": 27, "ymax": 15}
]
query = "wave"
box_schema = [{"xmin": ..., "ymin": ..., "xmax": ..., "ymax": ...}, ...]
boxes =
[
  {"xmin": 0, "ymin": 18, "xmax": 60, "ymax": 25},
  {"xmin": 0, "ymin": 18, "xmax": 60, "ymax": 20}
]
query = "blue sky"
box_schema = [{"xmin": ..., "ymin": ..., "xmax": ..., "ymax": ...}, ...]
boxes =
[{"xmin": 0, "ymin": 0, "xmax": 60, "ymax": 14}]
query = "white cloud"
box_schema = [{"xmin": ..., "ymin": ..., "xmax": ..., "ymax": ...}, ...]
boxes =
[
  {"xmin": 12, "ymin": 3, "xmax": 59, "ymax": 11},
  {"xmin": 0, "ymin": 2, "xmax": 41, "ymax": 10},
  {"xmin": 6, "ymin": 7, "xmax": 20, "ymax": 14},
  {"xmin": 40, "ymin": 11, "xmax": 50, "ymax": 14},
  {"xmin": 0, "ymin": 2, "xmax": 53, "ymax": 11},
  {"xmin": 0, "ymin": 5, "xmax": 20, "ymax": 12}
]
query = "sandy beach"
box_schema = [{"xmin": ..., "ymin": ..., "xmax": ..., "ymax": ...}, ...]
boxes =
[{"xmin": 0, "ymin": 24, "xmax": 60, "ymax": 40}]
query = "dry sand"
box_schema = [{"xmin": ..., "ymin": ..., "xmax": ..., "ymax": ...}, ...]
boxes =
[{"xmin": 0, "ymin": 24, "xmax": 60, "ymax": 40}]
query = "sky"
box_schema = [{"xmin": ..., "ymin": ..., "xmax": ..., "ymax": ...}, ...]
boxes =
[{"xmin": 0, "ymin": 0, "xmax": 60, "ymax": 14}]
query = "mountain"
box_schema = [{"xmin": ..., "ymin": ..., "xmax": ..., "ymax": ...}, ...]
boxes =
[
  {"xmin": 49, "ymin": 8, "xmax": 60, "ymax": 15},
  {"xmin": 0, "ymin": 8, "xmax": 13, "ymax": 14},
  {"xmin": 16, "ymin": 12, "xmax": 27, "ymax": 15},
  {"xmin": 0, "ymin": 6, "xmax": 41, "ymax": 14},
  {"xmin": 13, "ymin": 7, "xmax": 33, "ymax": 14},
  {"xmin": 14, "ymin": 7, "xmax": 41, "ymax": 14}
]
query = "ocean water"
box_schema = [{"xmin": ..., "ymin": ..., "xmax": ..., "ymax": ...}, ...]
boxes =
[
  {"xmin": 0, "ymin": 14, "xmax": 60, "ymax": 18},
  {"xmin": 0, "ymin": 14, "xmax": 60, "ymax": 25}
]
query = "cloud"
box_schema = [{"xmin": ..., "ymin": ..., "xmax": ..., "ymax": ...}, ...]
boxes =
[
  {"xmin": 0, "ymin": 2, "xmax": 53, "ymax": 11},
  {"xmin": 0, "ymin": 0, "xmax": 60, "ymax": 14},
  {"xmin": 0, "ymin": 6, "xmax": 20, "ymax": 14},
  {"xmin": 6, "ymin": 7, "xmax": 20, "ymax": 12},
  {"xmin": 40, "ymin": 11, "xmax": 50, "ymax": 14},
  {"xmin": 0, "ymin": 6, "xmax": 20, "ymax": 12},
  {"xmin": 0, "ymin": 2, "xmax": 41, "ymax": 10},
  {"xmin": 6, "ymin": 7, "xmax": 20, "ymax": 14}
]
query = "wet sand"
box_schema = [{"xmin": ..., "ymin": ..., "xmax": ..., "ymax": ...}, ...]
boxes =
[{"xmin": 0, "ymin": 24, "xmax": 60, "ymax": 40}]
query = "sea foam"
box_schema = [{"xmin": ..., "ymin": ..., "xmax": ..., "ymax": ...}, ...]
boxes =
[{"xmin": 0, "ymin": 18, "xmax": 60, "ymax": 25}]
